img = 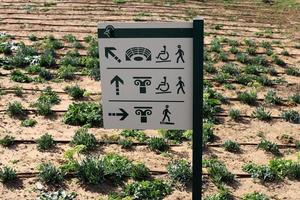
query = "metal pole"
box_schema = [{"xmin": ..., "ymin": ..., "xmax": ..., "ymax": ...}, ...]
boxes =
[{"xmin": 192, "ymin": 18, "xmax": 204, "ymax": 200}]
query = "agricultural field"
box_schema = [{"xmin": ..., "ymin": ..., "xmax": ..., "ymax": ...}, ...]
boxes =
[{"xmin": 0, "ymin": 0, "xmax": 300, "ymax": 199}]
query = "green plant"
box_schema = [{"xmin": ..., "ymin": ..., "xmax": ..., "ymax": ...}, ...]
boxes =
[
  {"xmin": 0, "ymin": 42, "xmax": 12, "ymax": 55},
  {"xmin": 252, "ymin": 107, "xmax": 272, "ymax": 121},
  {"xmin": 258, "ymin": 139, "xmax": 280, "ymax": 156},
  {"xmin": 237, "ymin": 91, "xmax": 257, "ymax": 105},
  {"xmin": 0, "ymin": 166, "xmax": 17, "ymax": 183},
  {"xmin": 38, "ymin": 163, "xmax": 64, "ymax": 184},
  {"xmin": 244, "ymin": 39, "xmax": 256, "ymax": 47},
  {"xmin": 264, "ymin": 90, "xmax": 282, "ymax": 105},
  {"xmin": 123, "ymin": 180, "xmax": 171, "ymax": 200},
  {"xmin": 271, "ymin": 54, "xmax": 286, "ymax": 67},
  {"xmin": 243, "ymin": 65, "xmax": 265, "ymax": 75},
  {"xmin": 204, "ymin": 187, "xmax": 233, "ymax": 200},
  {"xmin": 77, "ymin": 157, "xmax": 105, "ymax": 185},
  {"xmin": 57, "ymin": 65, "xmax": 76, "ymax": 80},
  {"xmin": 102, "ymin": 153, "xmax": 132, "ymax": 182},
  {"xmin": 120, "ymin": 129, "xmax": 148, "ymax": 142},
  {"xmin": 119, "ymin": 139, "xmax": 133, "ymax": 149},
  {"xmin": 147, "ymin": 137, "xmax": 169, "ymax": 152},
  {"xmin": 37, "ymin": 190, "xmax": 77, "ymax": 200},
  {"xmin": 11, "ymin": 70, "xmax": 32, "ymax": 83},
  {"xmin": 229, "ymin": 46, "xmax": 239, "ymax": 54},
  {"xmin": 203, "ymin": 159, "xmax": 235, "ymax": 186},
  {"xmin": 286, "ymin": 67, "xmax": 300, "ymax": 77},
  {"xmin": 71, "ymin": 128, "xmax": 97, "ymax": 151},
  {"xmin": 159, "ymin": 129, "xmax": 186, "ymax": 143},
  {"xmin": 246, "ymin": 47, "xmax": 257, "ymax": 56},
  {"xmin": 63, "ymin": 34, "xmax": 76, "ymax": 43},
  {"xmin": 296, "ymin": 141, "xmax": 300, "ymax": 149},
  {"xmin": 21, "ymin": 118, "xmax": 37, "ymax": 127},
  {"xmin": 39, "ymin": 49, "xmax": 56, "ymax": 68},
  {"xmin": 167, "ymin": 159, "xmax": 192, "ymax": 184},
  {"xmin": 203, "ymin": 122, "xmax": 215, "ymax": 147},
  {"xmin": 7, "ymin": 101, "xmax": 26, "ymax": 117},
  {"xmin": 113, "ymin": 0, "xmax": 127, "ymax": 4},
  {"xmin": 281, "ymin": 50, "xmax": 289, "ymax": 56},
  {"xmin": 39, "ymin": 68, "xmax": 53, "ymax": 81},
  {"xmin": 204, "ymin": 62, "xmax": 217, "ymax": 74},
  {"xmin": 243, "ymin": 192, "xmax": 270, "ymax": 200},
  {"xmin": 229, "ymin": 109, "xmax": 241, "ymax": 121},
  {"xmin": 223, "ymin": 140, "xmax": 240, "ymax": 153},
  {"xmin": 64, "ymin": 85, "xmax": 86, "ymax": 99},
  {"xmin": 281, "ymin": 110, "xmax": 300, "ymax": 123},
  {"xmin": 221, "ymin": 63, "xmax": 240, "ymax": 76},
  {"xmin": 42, "ymin": 35, "xmax": 63, "ymax": 50},
  {"xmin": 28, "ymin": 33, "xmax": 37, "ymax": 41},
  {"xmin": 289, "ymin": 93, "xmax": 300, "ymax": 104},
  {"xmin": 130, "ymin": 163, "xmax": 150, "ymax": 181},
  {"xmin": 37, "ymin": 87, "xmax": 60, "ymax": 105},
  {"xmin": 36, "ymin": 101, "xmax": 53, "ymax": 116},
  {"xmin": 63, "ymin": 102, "xmax": 103, "ymax": 127},
  {"xmin": 0, "ymin": 135, "xmax": 15, "ymax": 147},
  {"xmin": 37, "ymin": 133, "xmax": 56, "ymax": 151},
  {"xmin": 26, "ymin": 65, "xmax": 42, "ymax": 74}
]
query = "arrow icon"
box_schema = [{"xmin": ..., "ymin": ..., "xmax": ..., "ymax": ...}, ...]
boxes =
[
  {"xmin": 111, "ymin": 75, "xmax": 124, "ymax": 95},
  {"xmin": 108, "ymin": 108, "xmax": 129, "ymax": 121},
  {"xmin": 105, "ymin": 47, "xmax": 121, "ymax": 63}
]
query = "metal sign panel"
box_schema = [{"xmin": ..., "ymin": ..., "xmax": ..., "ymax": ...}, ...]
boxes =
[{"xmin": 98, "ymin": 23, "xmax": 193, "ymax": 129}]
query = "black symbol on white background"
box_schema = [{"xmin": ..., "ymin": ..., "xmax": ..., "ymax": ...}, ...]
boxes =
[
  {"xmin": 108, "ymin": 108, "xmax": 129, "ymax": 121},
  {"xmin": 175, "ymin": 45, "xmax": 185, "ymax": 63},
  {"xmin": 126, "ymin": 47, "xmax": 151, "ymax": 61},
  {"xmin": 111, "ymin": 75, "xmax": 124, "ymax": 95},
  {"xmin": 160, "ymin": 105, "xmax": 175, "ymax": 125},
  {"xmin": 134, "ymin": 107, "xmax": 152, "ymax": 123},
  {"xmin": 105, "ymin": 47, "xmax": 121, "ymax": 63},
  {"xmin": 156, "ymin": 76, "xmax": 171, "ymax": 94},
  {"xmin": 133, "ymin": 77, "xmax": 152, "ymax": 94},
  {"xmin": 156, "ymin": 45, "xmax": 171, "ymax": 63},
  {"xmin": 176, "ymin": 76, "xmax": 185, "ymax": 94}
]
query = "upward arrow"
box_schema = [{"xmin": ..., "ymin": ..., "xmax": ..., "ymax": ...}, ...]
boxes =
[
  {"xmin": 105, "ymin": 47, "xmax": 121, "ymax": 63},
  {"xmin": 111, "ymin": 75, "xmax": 124, "ymax": 95}
]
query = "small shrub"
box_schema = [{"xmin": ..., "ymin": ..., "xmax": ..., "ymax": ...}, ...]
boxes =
[
  {"xmin": 264, "ymin": 90, "xmax": 282, "ymax": 105},
  {"xmin": 7, "ymin": 101, "xmax": 26, "ymax": 117},
  {"xmin": 229, "ymin": 46, "xmax": 239, "ymax": 54},
  {"xmin": 204, "ymin": 187, "xmax": 232, "ymax": 200},
  {"xmin": 159, "ymin": 129, "xmax": 186, "ymax": 143},
  {"xmin": 21, "ymin": 118, "xmax": 37, "ymax": 127},
  {"xmin": 57, "ymin": 65, "xmax": 76, "ymax": 80},
  {"xmin": 204, "ymin": 62, "xmax": 217, "ymax": 74},
  {"xmin": 289, "ymin": 93, "xmax": 300, "ymax": 104},
  {"xmin": 246, "ymin": 47, "xmax": 256, "ymax": 56},
  {"xmin": 0, "ymin": 166, "xmax": 17, "ymax": 183},
  {"xmin": 63, "ymin": 102, "xmax": 103, "ymax": 127},
  {"xmin": 28, "ymin": 33, "xmax": 37, "ymax": 41},
  {"xmin": 147, "ymin": 137, "xmax": 169, "ymax": 152},
  {"xmin": 203, "ymin": 159, "xmax": 235, "ymax": 186},
  {"xmin": 38, "ymin": 163, "xmax": 64, "ymax": 184},
  {"xmin": 244, "ymin": 65, "xmax": 265, "ymax": 75},
  {"xmin": 64, "ymin": 85, "xmax": 86, "ymax": 99},
  {"xmin": 102, "ymin": 153, "xmax": 132, "ymax": 182},
  {"xmin": 37, "ymin": 87, "xmax": 60, "ymax": 105},
  {"xmin": 252, "ymin": 107, "xmax": 272, "ymax": 121},
  {"xmin": 243, "ymin": 192, "xmax": 270, "ymax": 200},
  {"xmin": 11, "ymin": 70, "xmax": 32, "ymax": 83},
  {"xmin": 39, "ymin": 68, "xmax": 53, "ymax": 81},
  {"xmin": 37, "ymin": 133, "xmax": 56, "ymax": 151},
  {"xmin": 167, "ymin": 159, "xmax": 192, "ymax": 184},
  {"xmin": 237, "ymin": 91, "xmax": 257, "ymax": 105},
  {"xmin": 0, "ymin": 135, "xmax": 15, "ymax": 147},
  {"xmin": 26, "ymin": 65, "xmax": 42, "ymax": 74},
  {"xmin": 77, "ymin": 157, "xmax": 105, "ymax": 185},
  {"xmin": 36, "ymin": 101, "xmax": 53, "ymax": 116},
  {"xmin": 42, "ymin": 35, "xmax": 63, "ymax": 50},
  {"xmin": 258, "ymin": 139, "xmax": 280, "ymax": 156},
  {"xmin": 286, "ymin": 67, "xmax": 300, "ymax": 77},
  {"xmin": 71, "ymin": 128, "xmax": 97, "ymax": 151},
  {"xmin": 281, "ymin": 110, "xmax": 300, "ymax": 123},
  {"xmin": 39, "ymin": 49, "xmax": 56, "ymax": 68},
  {"xmin": 123, "ymin": 180, "xmax": 172, "ymax": 200},
  {"xmin": 271, "ymin": 55, "xmax": 286, "ymax": 67},
  {"xmin": 223, "ymin": 140, "xmax": 240, "ymax": 153},
  {"xmin": 130, "ymin": 163, "xmax": 150, "ymax": 181},
  {"xmin": 37, "ymin": 190, "xmax": 77, "ymax": 200},
  {"xmin": 119, "ymin": 139, "xmax": 133, "ymax": 149},
  {"xmin": 221, "ymin": 63, "xmax": 240, "ymax": 76},
  {"xmin": 229, "ymin": 109, "xmax": 241, "ymax": 121},
  {"xmin": 13, "ymin": 86, "xmax": 23, "ymax": 97},
  {"xmin": 120, "ymin": 129, "xmax": 148, "ymax": 142},
  {"xmin": 63, "ymin": 34, "xmax": 76, "ymax": 43}
]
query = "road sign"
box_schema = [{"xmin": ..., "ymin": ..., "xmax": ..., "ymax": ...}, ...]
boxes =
[
  {"xmin": 98, "ymin": 20, "xmax": 204, "ymax": 200},
  {"xmin": 99, "ymin": 23, "xmax": 195, "ymax": 129}
]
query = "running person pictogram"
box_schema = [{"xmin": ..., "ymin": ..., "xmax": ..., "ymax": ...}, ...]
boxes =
[
  {"xmin": 176, "ymin": 76, "xmax": 185, "ymax": 94},
  {"xmin": 175, "ymin": 45, "xmax": 185, "ymax": 63}
]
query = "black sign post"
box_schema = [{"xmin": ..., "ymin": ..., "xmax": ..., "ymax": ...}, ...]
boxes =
[{"xmin": 193, "ymin": 18, "xmax": 204, "ymax": 200}]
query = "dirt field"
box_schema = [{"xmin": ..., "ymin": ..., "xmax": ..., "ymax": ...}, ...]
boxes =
[{"xmin": 0, "ymin": 0, "xmax": 300, "ymax": 199}]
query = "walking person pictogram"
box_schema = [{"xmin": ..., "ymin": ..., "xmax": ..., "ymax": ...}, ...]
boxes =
[
  {"xmin": 176, "ymin": 76, "xmax": 185, "ymax": 94},
  {"xmin": 160, "ymin": 105, "xmax": 175, "ymax": 125},
  {"xmin": 175, "ymin": 45, "xmax": 185, "ymax": 63}
]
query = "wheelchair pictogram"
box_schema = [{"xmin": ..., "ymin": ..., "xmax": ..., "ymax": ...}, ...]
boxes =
[
  {"xmin": 156, "ymin": 45, "xmax": 171, "ymax": 63},
  {"xmin": 155, "ymin": 76, "xmax": 171, "ymax": 94}
]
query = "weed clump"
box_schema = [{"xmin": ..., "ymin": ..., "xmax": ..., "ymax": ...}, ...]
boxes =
[
  {"xmin": 38, "ymin": 163, "xmax": 64, "ymax": 184},
  {"xmin": 37, "ymin": 133, "xmax": 56, "ymax": 151},
  {"xmin": 223, "ymin": 140, "xmax": 240, "ymax": 153},
  {"xmin": 147, "ymin": 137, "xmax": 169, "ymax": 152},
  {"xmin": 71, "ymin": 128, "xmax": 97, "ymax": 151},
  {"xmin": 237, "ymin": 91, "xmax": 257, "ymax": 105},
  {"xmin": 0, "ymin": 166, "xmax": 17, "ymax": 183}
]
